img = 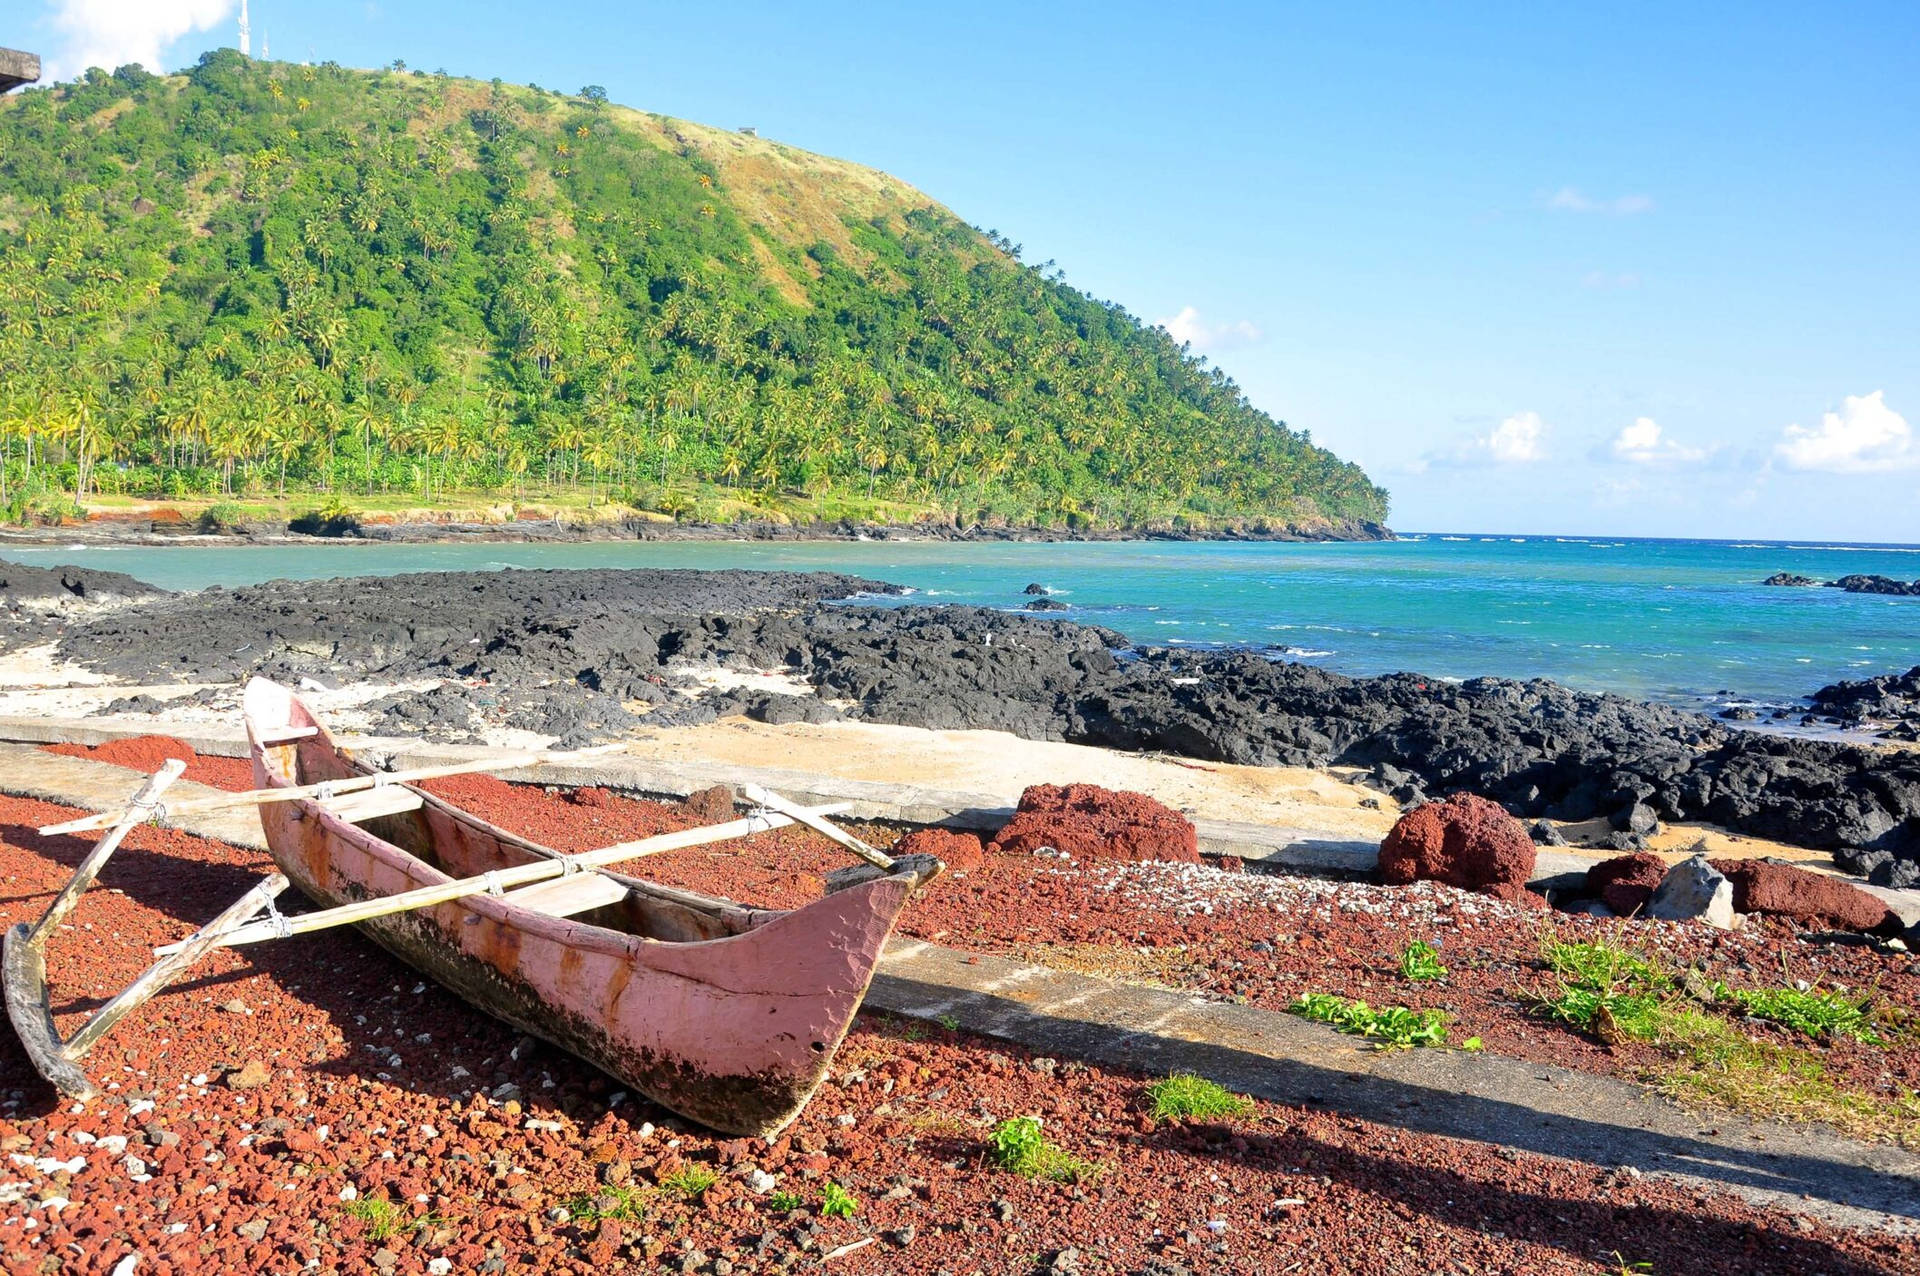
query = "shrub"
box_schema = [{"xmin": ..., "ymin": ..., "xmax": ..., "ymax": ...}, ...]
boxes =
[{"xmin": 198, "ymin": 501, "xmax": 247, "ymax": 533}]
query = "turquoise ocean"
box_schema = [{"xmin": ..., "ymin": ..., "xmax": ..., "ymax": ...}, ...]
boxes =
[{"xmin": 6, "ymin": 534, "xmax": 1919, "ymax": 713}]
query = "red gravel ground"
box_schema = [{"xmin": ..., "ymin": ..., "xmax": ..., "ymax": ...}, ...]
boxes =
[{"xmin": 4, "ymin": 771, "xmax": 1916, "ymax": 1273}]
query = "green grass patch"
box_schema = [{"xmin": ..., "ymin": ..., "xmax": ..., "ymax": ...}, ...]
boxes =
[
  {"xmin": 340, "ymin": 1197, "xmax": 407, "ymax": 1242},
  {"xmin": 1398, "ymin": 939, "xmax": 1448, "ymax": 982},
  {"xmin": 1530, "ymin": 928, "xmax": 1920, "ymax": 1145},
  {"xmin": 818, "ymin": 1182, "xmax": 859, "ymax": 1218},
  {"xmin": 987, "ymin": 1116, "xmax": 1105, "ymax": 1183},
  {"xmin": 1291, "ymin": 992, "xmax": 1450, "ymax": 1049},
  {"xmin": 657, "ymin": 1164, "xmax": 719, "ymax": 1200},
  {"xmin": 1146, "ymin": 1073, "xmax": 1254, "ymax": 1122},
  {"xmin": 563, "ymin": 1185, "xmax": 650, "ymax": 1223},
  {"xmin": 1715, "ymin": 984, "xmax": 1881, "ymax": 1044},
  {"xmin": 766, "ymin": 1191, "xmax": 804, "ymax": 1212}
]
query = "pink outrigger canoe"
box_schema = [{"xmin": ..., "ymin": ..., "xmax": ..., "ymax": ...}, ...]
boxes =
[{"xmin": 243, "ymin": 678, "xmax": 936, "ymax": 1137}]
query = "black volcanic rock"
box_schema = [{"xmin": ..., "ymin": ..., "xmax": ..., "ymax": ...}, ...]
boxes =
[
  {"xmin": 23, "ymin": 565, "xmax": 1920, "ymax": 874},
  {"xmin": 1761, "ymin": 572, "xmax": 1819, "ymax": 587},
  {"xmin": 1828, "ymin": 574, "xmax": 1920, "ymax": 596},
  {"xmin": 1810, "ymin": 666, "xmax": 1920, "ymax": 735}
]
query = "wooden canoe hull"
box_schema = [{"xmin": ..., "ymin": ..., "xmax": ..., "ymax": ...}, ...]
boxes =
[{"xmin": 243, "ymin": 678, "xmax": 920, "ymax": 1137}]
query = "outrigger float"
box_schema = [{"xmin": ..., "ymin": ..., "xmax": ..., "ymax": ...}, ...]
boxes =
[{"xmin": 5, "ymin": 677, "xmax": 941, "ymax": 1137}]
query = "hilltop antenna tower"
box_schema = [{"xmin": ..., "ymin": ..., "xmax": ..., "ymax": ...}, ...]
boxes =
[{"xmin": 239, "ymin": 0, "xmax": 251, "ymax": 57}]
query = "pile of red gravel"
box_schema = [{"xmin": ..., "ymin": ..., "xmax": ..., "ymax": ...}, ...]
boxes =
[
  {"xmin": 42, "ymin": 736, "xmax": 255, "ymax": 792},
  {"xmin": 3, "ymin": 789, "xmax": 1915, "ymax": 1275}
]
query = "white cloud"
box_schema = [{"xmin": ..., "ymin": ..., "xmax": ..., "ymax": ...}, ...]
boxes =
[
  {"xmin": 1607, "ymin": 417, "xmax": 1707, "ymax": 464},
  {"xmin": 43, "ymin": 0, "xmax": 236, "ymax": 83},
  {"xmin": 1429, "ymin": 411, "xmax": 1546, "ymax": 467},
  {"xmin": 1775, "ymin": 391, "xmax": 1916, "ymax": 473},
  {"xmin": 1545, "ymin": 187, "xmax": 1655, "ymax": 216},
  {"xmin": 1157, "ymin": 305, "xmax": 1262, "ymax": 353}
]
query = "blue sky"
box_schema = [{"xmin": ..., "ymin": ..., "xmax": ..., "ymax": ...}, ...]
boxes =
[{"xmin": 23, "ymin": 2, "xmax": 1920, "ymax": 541}]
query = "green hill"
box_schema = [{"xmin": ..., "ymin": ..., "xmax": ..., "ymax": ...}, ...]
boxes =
[{"xmin": 0, "ymin": 52, "xmax": 1388, "ymax": 533}]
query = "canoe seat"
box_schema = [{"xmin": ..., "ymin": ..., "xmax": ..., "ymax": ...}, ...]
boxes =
[
  {"xmin": 318, "ymin": 785, "xmax": 425, "ymax": 824},
  {"xmin": 500, "ymin": 872, "xmax": 630, "ymax": 918},
  {"xmin": 256, "ymin": 725, "xmax": 320, "ymax": 745}
]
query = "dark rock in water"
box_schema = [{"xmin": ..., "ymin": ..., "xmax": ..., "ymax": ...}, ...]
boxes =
[
  {"xmin": 1761, "ymin": 572, "xmax": 1819, "ymax": 587},
  {"xmin": 1829, "ymin": 574, "xmax": 1920, "ymax": 597},
  {"xmin": 1377, "ymin": 793, "xmax": 1538, "ymax": 905},
  {"xmin": 1528, "ymin": 819, "xmax": 1567, "ymax": 847},
  {"xmin": 1710, "ymin": 858, "xmax": 1898, "ymax": 933},
  {"xmin": 1808, "ymin": 665, "xmax": 1920, "ymax": 736},
  {"xmin": 1719, "ymin": 706, "xmax": 1758, "ymax": 721},
  {"xmin": 1025, "ymin": 598, "xmax": 1071, "ymax": 612},
  {"xmin": 1586, "ymin": 852, "xmax": 1668, "ymax": 916},
  {"xmin": 988, "ymin": 784, "xmax": 1198, "ymax": 864},
  {"xmin": 1023, "ymin": 583, "xmax": 1051, "ymax": 596}
]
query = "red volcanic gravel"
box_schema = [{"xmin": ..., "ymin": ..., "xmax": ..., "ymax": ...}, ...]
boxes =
[
  {"xmin": 988, "ymin": 783, "xmax": 1199, "ymax": 864},
  {"xmin": 42, "ymin": 736, "xmax": 255, "ymax": 792},
  {"xmin": 891, "ymin": 827, "xmax": 985, "ymax": 872},
  {"xmin": 1587, "ymin": 852, "xmax": 1669, "ymax": 916},
  {"xmin": 1378, "ymin": 793, "xmax": 1540, "ymax": 904},
  {"xmin": 1711, "ymin": 857, "xmax": 1900, "ymax": 933},
  {"xmin": 3, "ymin": 790, "xmax": 1916, "ymax": 1275}
]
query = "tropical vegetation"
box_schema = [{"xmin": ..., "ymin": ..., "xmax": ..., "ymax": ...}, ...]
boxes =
[{"xmin": 0, "ymin": 52, "xmax": 1388, "ymax": 531}]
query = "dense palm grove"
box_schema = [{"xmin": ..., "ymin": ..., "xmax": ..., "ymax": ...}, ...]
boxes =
[{"xmin": 0, "ymin": 52, "xmax": 1387, "ymax": 529}]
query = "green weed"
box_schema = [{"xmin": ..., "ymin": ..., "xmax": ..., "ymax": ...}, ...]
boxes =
[
  {"xmin": 1398, "ymin": 939, "xmax": 1448, "ymax": 982},
  {"xmin": 1291, "ymin": 992, "xmax": 1449, "ymax": 1049},
  {"xmin": 1715, "ymin": 984, "xmax": 1881, "ymax": 1044},
  {"xmin": 1146, "ymin": 1073, "xmax": 1254, "ymax": 1122},
  {"xmin": 818, "ymin": 1182, "xmax": 858, "ymax": 1218},
  {"xmin": 987, "ymin": 1116, "xmax": 1105, "ymax": 1183},
  {"xmin": 936, "ymin": 1013, "xmax": 962, "ymax": 1031},
  {"xmin": 657, "ymin": 1164, "xmax": 719, "ymax": 1200},
  {"xmin": 341, "ymin": 1197, "xmax": 406, "ymax": 1242},
  {"xmin": 563, "ymin": 1185, "xmax": 650, "ymax": 1223}
]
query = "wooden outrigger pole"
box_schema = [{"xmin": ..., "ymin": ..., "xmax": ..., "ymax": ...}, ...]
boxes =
[{"xmin": 5, "ymin": 753, "xmax": 888, "ymax": 1103}]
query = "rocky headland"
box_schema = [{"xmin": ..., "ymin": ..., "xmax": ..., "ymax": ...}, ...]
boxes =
[{"xmin": 8, "ymin": 564, "xmax": 1920, "ymax": 885}]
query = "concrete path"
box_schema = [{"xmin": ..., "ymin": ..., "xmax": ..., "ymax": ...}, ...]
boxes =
[{"xmin": 5, "ymin": 744, "xmax": 1917, "ymax": 1232}]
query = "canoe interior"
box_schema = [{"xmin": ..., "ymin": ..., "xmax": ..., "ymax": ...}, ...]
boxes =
[{"xmin": 260, "ymin": 701, "xmax": 766, "ymax": 946}]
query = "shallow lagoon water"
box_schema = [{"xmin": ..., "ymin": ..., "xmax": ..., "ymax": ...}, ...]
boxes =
[{"xmin": 7, "ymin": 533, "xmax": 1918, "ymax": 709}]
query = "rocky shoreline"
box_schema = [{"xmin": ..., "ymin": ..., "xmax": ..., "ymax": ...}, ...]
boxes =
[
  {"xmin": 7, "ymin": 562, "xmax": 1920, "ymax": 884},
  {"xmin": 0, "ymin": 512, "xmax": 1394, "ymax": 548}
]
